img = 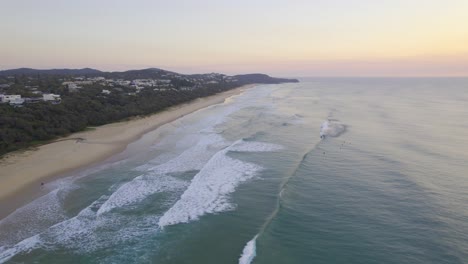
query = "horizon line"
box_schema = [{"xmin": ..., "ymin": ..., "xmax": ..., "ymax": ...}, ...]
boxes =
[{"xmin": 0, "ymin": 66, "xmax": 467, "ymax": 79}]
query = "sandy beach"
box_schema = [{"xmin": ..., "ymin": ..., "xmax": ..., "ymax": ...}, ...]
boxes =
[{"xmin": 0, "ymin": 85, "xmax": 253, "ymax": 218}]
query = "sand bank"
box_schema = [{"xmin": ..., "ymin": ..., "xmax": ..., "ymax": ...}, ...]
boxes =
[{"xmin": 0, "ymin": 85, "xmax": 253, "ymax": 217}]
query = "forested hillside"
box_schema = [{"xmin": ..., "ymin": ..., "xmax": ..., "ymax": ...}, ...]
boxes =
[{"xmin": 0, "ymin": 68, "xmax": 298, "ymax": 155}]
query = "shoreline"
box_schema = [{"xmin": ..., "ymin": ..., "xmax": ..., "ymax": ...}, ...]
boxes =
[{"xmin": 0, "ymin": 84, "xmax": 255, "ymax": 219}]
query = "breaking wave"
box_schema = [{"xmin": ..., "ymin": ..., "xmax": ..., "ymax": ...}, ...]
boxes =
[
  {"xmin": 239, "ymin": 235, "xmax": 258, "ymax": 264},
  {"xmin": 320, "ymin": 120, "xmax": 346, "ymax": 138},
  {"xmin": 97, "ymin": 175, "xmax": 187, "ymax": 215},
  {"xmin": 230, "ymin": 140, "xmax": 283, "ymax": 152},
  {"xmin": 236, "ymin": 140, "xmax": 318, "ymax": 264},
  {"xmin": 158, "ymin": 140, "xmax": 283, "ymax": 227},
  {"xmin": 0, "ymin": 194, "xmax": 162, "ymax": 263},
  {"xmin": 146, "ymin": 134, "xmax": 228, "ymax": 174},
  {"xmin": 0, "ymin": 189, "xmax": 69, "ymax": 247}
]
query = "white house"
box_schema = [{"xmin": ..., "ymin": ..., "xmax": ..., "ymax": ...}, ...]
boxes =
[
  {"xmin": 102, "ymin": 89, "xmax": 111, "ymax": 94},
  {"xmin": 90, "ymin": 77, "xmax": 105, "ymax": 82},
  {"xmin": 67, "ymin": 83, "xmax": 81, "ymax": 91},
  {"xmin": 9, "ymin": 98, "xmax": 25, "ymax": 106},
  {"xmin": 1, "ymin": 94, "xmax": 21, "ymax": 103},
  {"xmin": 43, "ymin": 93, "xmax": 61, "ymax": 101}
]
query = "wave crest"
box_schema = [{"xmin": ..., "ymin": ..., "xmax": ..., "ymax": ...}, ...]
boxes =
[
  {"xmin": 158, "ymin": 147, "xmax": 261, "ymax": 227},
  {"xmin": 320, "ymin": 120, "xmax": 346, "ymax": 138},
  {"xmin": 239, "ymin": 235, "xmax": 258, "ymax": 264}
]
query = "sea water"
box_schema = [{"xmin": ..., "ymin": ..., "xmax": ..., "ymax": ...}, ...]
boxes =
[{"xmin": 1, "ymin": 78, "xmax": 468, "ymax": 263}]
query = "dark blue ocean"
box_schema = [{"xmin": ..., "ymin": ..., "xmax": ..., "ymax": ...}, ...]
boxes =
[{"xmin": 1, "ymin": 78, "xmax": 468, "ymax": 263}]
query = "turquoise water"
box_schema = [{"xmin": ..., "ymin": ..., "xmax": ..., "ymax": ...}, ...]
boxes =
[{"xmin": 1, "ymin": 78, "xmax": 468, "ymax": 263}]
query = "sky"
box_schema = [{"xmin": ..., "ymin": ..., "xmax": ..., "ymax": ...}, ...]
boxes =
[{"xmin": 1, "ymin": 0, "xmax": 468, "ymax": 76}]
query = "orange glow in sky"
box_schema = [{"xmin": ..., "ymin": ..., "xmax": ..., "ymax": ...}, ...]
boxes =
[{"xmin": 1, "ymin": 0, "xmax": 467, "ymax": 76}]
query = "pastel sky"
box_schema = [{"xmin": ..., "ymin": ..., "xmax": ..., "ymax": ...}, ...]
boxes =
[{"xmin": 1, "ymin": 0, "xmax": 468, "ymax": 76}]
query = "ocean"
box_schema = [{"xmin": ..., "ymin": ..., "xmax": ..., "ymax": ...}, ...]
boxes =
[{"xmin": 1, "ymin": 78, "xmax": 468, "ymax": 263}]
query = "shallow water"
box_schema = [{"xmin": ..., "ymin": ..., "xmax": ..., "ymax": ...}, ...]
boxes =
[{"xmin": 1, "ymin": 79, "xmax": 468, "ymax": 263}]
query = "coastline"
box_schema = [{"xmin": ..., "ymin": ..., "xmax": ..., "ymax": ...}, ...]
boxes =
[{"xmin": 0, "ymin": 84, "xmax": 255, "ymax": 219}]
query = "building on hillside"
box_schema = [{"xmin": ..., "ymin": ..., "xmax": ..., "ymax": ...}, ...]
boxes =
[
  {"xmin": 75, "ymin": 81, "xmax": 93, "ymax": 85},
  {"xmin": 9, "ymin": 97, "xmax": 25, "ymax": 106},
  {"xmin": 43, "ymin": 93, "xmax": 61, "ymax": 102},
  {"xmin": 90, "ymin": 77, "xmax": 105, "ymax": 82},
  {"xmin": 1, "ymin": 94, "xmax": 21, "ymax": 103},
  {"xmin": 102, "ymin": 89, "xmax": 111, "ymax": 94},
  {"xmin": 69, "ymin": 83, "xmax": 80, "ymax": 91}
]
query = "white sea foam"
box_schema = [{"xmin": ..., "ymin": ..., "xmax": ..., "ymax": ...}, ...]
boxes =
[
  {"xmin": 0, "ymin": 235, "xmax": 42, "ymax": 263},
  {"xmin": 43, "ymin": 203, "xmax": 159, "ymax": 254},
  {"xmin": 229, "ymin": 140, "xmax": 283, "ymax": 152},
  {"xmin": 239, "ymin": 235, "xmax": 258, "ymax": 264},
  {"xmin": 320, "ymin": 120, "xmax": 346, "ymax": 138},
  {"xmin": 147, "ymin": 134, "xmax": 228, "ymax": 174},
  {"xmin": 0, "ymin": 195, "xmax": 162, "ymax": 261},
  {"xmin": 134, "ymin": 149, "xmax": 184, "ymax": 171},
  {"xmin": 158, "ymin": 143, "xmax": 262, "ymax": 227},
  {"xmin": 135, "ymin": 133, "xmax": 227, "ymax": 171},
  {"xmin": 0, "ymin": 189, "xmax": 69, "ymax": 247},
  {"xmin": 97, "ymin": 175, "xmax": 187, "ymax": 215},
  {"xmin": 2, "ymin": 196, "xmax": 111, "ymax": 257},
  {"xmin": 0, "ymin": 156, "xmax": 133, "ymax": 248},
  {"xmin": 0, "ymin": 136, "xmax": 245, "ymax": 258}
]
